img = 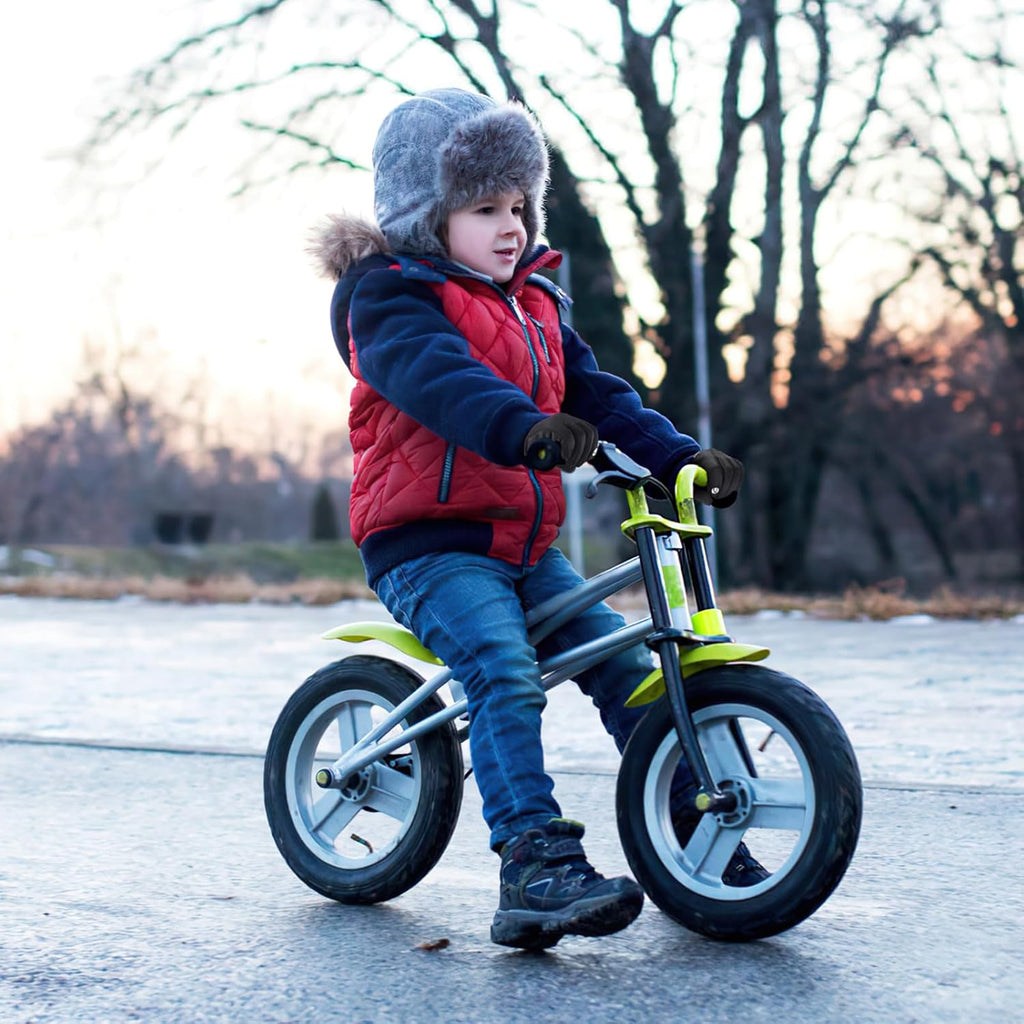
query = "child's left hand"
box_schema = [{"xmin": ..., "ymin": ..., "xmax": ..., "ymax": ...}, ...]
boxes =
[{"xmin": 691, "ymin": 449, "xmax": 744, "ymax": 507}]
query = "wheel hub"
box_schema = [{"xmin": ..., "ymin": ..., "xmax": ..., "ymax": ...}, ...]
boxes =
[
  {"xmin": 339, "ymin": 765, "xmax": 375, "ymax": 802},
  {"xmin": 713, "ymin": 777, "xmax": 753, "ymax": 828}
]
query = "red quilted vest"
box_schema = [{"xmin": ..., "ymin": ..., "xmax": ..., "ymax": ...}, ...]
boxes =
[{"xmin": 348, "ymin": 264, "xmax": 567, "ymax": 568}]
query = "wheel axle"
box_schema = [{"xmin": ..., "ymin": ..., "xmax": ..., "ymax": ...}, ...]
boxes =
[
  {"xmin": 314, "ymin": 766, "xmax": 374, "ymax": 801},
  {"xmin": 695, "ymin": 789, "xmax": 739, "ymax": 814}
]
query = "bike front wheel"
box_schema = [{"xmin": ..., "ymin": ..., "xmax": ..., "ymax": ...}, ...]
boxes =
[
  {"xmin": 264, "ymin": 655, "xmax": 464, "ymax": 904},
  {"xmin": 616, "ymin": 663, "xmax": 862, "ymax": 941}
]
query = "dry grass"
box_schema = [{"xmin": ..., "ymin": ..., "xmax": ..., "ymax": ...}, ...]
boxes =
[
  {"xmin": 1, "ymin": 573, "xmax": 373, "ymax": 605},
  {"xmin": 3, "ymin": 572, "xmax": 1021, "ymax": 619},
  {"xmin": 720, "ymin": 582, "xmax": 1024, "ymax": 620},
  {"xmin": 4, "ymin": 542, "xmax": 1020, "ymax": 618}
]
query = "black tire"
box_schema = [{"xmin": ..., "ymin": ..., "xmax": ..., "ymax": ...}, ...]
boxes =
[
  {"xmin": 616, "ymin": 663, "xmax": 862, "ymax": 941},
  {"xmin": 264, "ymin": 655, "xmax": 464, "ymax": 904}
]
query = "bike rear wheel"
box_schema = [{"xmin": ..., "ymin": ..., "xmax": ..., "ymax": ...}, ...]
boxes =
[
  {"xmin": 616, "ymin": 663, "xmax": 861, "ymax": 940},
  {"xmin": 264, "ymin": 655, "xmax": 464, "ymax": 904}
]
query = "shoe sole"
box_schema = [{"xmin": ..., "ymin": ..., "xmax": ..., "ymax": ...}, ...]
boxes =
[{"xmin": 490, "ymin": 888, "xmax": 644, "ymax": 951}]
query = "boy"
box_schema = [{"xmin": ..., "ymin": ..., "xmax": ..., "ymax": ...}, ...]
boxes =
[{"xmin": 312, "ymin": 88, "xmax": 760, "ymax": 950}]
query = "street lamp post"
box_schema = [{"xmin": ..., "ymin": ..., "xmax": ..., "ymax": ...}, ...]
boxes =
[
  {"xmin": 556, "ymin": 249, "xmax": 719, "ymax": 584},
  {"xmin": 690, "ymin": 241, "xmax": 718, "ymax": 586},
  {"xmin": 557, "ymin": 254, "xmax": 589, "ymax": 575}
]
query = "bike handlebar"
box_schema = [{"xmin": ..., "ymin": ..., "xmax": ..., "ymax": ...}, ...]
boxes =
[
  {"xmin": 524, "ymin": 439, "xmax": 562, "ymax": 471},
  {"xmin": 525, "ymin": 439, "xmax": 711, "ymax": 515}
]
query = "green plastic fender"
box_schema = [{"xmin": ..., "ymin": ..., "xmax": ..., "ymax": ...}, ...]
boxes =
[
  {"xmin": 624, "ymin": 642, "xmax": 771, "ymax": 708},
  {"xmin": 321, "ymin": 621, "xmax": 444, "ymax": 666}
]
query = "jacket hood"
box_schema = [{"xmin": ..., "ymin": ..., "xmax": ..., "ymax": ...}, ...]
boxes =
[
  {"xmin": 312, "ymin": 210, "xmax": 562, "ymax": 373},
  {"xmin": 309, "ymin": 214, "xmax": 388, "ymax": 281}
]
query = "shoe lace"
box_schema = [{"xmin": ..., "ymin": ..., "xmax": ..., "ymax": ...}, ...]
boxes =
[{"xmin": 560, "ymin": 857, "xmax": 599, "ymax": 883}]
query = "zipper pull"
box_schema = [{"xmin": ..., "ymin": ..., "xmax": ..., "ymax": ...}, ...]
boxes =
[
  {"xmin": 526, "ymin": 312, "xmax": 551, "ymax": 362},
  {"xmin": 508, "ymin": 295, "xmax": 527, "ymax": 327}
]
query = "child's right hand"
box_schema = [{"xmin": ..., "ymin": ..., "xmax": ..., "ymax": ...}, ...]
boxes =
[{"xmin": 523, "ymin": 413, "xmax": 599, "ymax": 471}]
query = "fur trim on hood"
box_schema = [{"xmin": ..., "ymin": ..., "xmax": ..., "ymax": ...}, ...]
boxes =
[{"xmin": 309, "ymin": 214, "xmax": 388, "ymax": 281}]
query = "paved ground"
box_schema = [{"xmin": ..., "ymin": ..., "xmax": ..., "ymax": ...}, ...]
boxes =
[
  {"xmin": 1, "ymin": 597, "xmax": 1022, "ymax": 1021},
  {"xmin": 1, "ymin": 597, "xmax": 1021, "ymax": 788},
  {"xmin": 1, "ymin": 742, "xmax": 1020, "ymax": 1022}
]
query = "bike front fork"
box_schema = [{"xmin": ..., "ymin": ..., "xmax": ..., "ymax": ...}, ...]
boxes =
[{"xmin": 634, "ymin": 526, "xmax": 739, "ymax": 815}]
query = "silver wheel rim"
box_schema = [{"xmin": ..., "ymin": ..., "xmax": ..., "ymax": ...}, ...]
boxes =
[
  {"xmin": 643, "ymin": 701, "xmax": 815, "ymax": 901},
  {"xmin": 284, "ymin": 688, "xmax": 423, "ymax": 868}
]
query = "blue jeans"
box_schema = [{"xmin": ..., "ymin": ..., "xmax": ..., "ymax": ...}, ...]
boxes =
[{"xmin": 374, "ymin": 546, "xmax": 692, "ymax": 850}]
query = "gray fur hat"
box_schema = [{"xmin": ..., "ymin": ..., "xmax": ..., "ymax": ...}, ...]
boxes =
[{"xmin": 372, "ymin": 88, "xmax": 549, "ymax": 261}]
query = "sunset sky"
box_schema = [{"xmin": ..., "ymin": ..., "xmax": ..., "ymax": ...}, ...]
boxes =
[
  {"xmin": 0, "ymin": 0, "xmax": 371, "ymax": 447},
  {"xmin": 2, "ymin": 1, "xmax": 1020, "ymax": 450}
]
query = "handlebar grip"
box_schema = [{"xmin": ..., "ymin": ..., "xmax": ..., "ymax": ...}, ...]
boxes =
[{"xmin": 525, "ymin": 439, "xmax": 563, "ymax": 471}]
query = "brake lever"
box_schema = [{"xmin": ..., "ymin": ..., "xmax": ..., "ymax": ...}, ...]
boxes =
[
  {"xmin": 584, "ymin": 443, "xmax": 655, "ymax": 497},
  {"xmin": 585, "ymin": 469, "xmax": 653, "ymax": 499}
]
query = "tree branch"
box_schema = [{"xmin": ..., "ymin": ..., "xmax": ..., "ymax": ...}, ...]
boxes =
[
  {"xmin": 140, "ymin": 0, "xmax": 293, "ymax": 86},
  {"xmin": 238, "ymin": 121, "xmax": 369, "ymax": 171},
  {"xmin": 538, "ymin": 74, "xmax": 648, "ymax": 231}
]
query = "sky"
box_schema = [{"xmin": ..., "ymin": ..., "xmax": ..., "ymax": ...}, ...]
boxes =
[
  {"xmin": 0, "ymin": 0, "xmax": 771, "ymax": 447},
  {"xmin": 0, "ymin": 0, "xmax": 368, "ymax": 446},
  {"xmin": 3, "ymin": 1, "xmax": 1020, "ymax": 450}
]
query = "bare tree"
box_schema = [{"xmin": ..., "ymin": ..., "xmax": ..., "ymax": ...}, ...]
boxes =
[
  {"xmin": 79, "ymin": 0, "xmax": 1023, "ymax": 587},
  {"xmin": 896, "ymin": 4, "xmax": 1024, "ymax": 574},
  {"xmin": 0, "ymin": 336, "xmax": 349, "ymax": 546}
]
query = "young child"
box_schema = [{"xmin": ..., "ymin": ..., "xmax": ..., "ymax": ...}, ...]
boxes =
[{"xmin": 313, "ymin": 88, "xmax": 761, "ymax": 950}]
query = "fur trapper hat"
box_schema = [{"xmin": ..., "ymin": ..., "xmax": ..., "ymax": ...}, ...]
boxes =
[{"xmin": 372, "ymin": 87, "xmax": 549, "ymax": 261}]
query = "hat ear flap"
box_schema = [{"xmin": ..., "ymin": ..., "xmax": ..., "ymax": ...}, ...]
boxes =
[{"xmin": 522, "ymin": 191, "xmax": 546, "ymax": 254}]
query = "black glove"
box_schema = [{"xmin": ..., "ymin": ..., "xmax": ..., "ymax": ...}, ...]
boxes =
[
  {"xmin": 692, "ymin": 449, "xmax": 744, "ymax": 508},
  {"xmin": 523, "ymin": 413, "xmax": 599, "ymax": 472}
]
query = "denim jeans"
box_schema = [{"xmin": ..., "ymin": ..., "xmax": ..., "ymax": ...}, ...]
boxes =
[{"xmin": 374, "ymin": 546, "xmax": 694, "ymax": 850}]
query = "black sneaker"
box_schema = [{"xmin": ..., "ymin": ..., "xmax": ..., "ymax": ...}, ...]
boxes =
[
  {"xmin": 672, "ymin": 808, "xmax": 771, "ymax": 888},
  {"xmin": 490, "ymin": 818, "xmax": 644, "ymax": 950}
]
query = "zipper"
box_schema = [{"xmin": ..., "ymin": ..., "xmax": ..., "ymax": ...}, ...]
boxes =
[
  {"xmin": 525, "ymin": 312, "xmax": 551, "ymax": 363},
  {"xmin": 508, "ymin": 295, "xmax": 541, "ymax": 400},
  {"xmin": 444, "ymin": 265, "xmax": 552, "ymax": 567},
  {"xmin": 523, "ymin": 469, "xmax": 545, "ymax": 569},
  {"xmin": 438, "ymin": 443, "xmax": 456, "ymax": 503},
  {"xmin": 508, "ymin": 297, "xmax": 546, "ymax": 567},
  {"xmin": 505, "ymin": 296, "xmax": 548, "ymax": 569},
  {"xmin": 444, "ymin": 261, "xmax": 549, "ymax": 386}
]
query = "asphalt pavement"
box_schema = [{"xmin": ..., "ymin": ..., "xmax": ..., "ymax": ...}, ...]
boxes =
[
  {"xmin": 2, "ymin": 742, "xmax": 1021, "ymax": 1021},
  {"xmin": 1, "ymin": 598, "xmax": 1022, "ymax": 1021}
]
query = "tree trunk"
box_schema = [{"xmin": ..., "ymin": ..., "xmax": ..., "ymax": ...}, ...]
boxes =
[
  {"xmin": 544, "ymin": 147, "xmax": 642, "ymax": 391},
  {"xmin": 616, "ymin": 7, "xmax": 694, "ymax": 423}
]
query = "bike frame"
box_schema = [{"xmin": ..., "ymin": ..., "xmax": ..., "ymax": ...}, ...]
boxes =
[{"xmin": 314, "ymin": 448, "xmax": 769, "ymax": 813}]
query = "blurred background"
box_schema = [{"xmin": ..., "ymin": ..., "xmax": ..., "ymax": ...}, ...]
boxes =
[{"xmin": 1, "ymin": 0, "xmax": 1021, "ymax": 597}]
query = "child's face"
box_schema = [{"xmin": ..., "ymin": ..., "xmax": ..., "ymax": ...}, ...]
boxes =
[{"xmin": 445, "ymin": 191, "xmax": 527, "ymax": 283}]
